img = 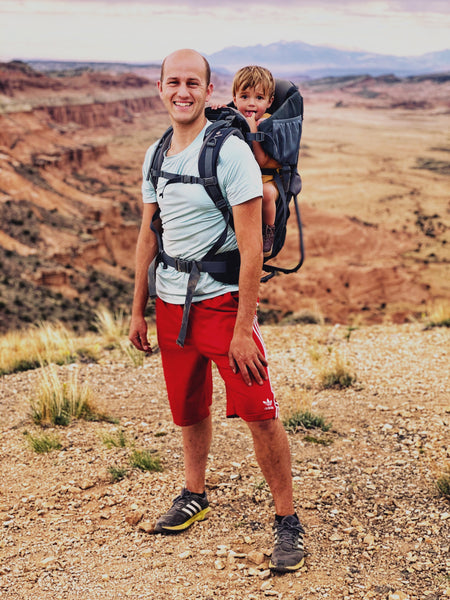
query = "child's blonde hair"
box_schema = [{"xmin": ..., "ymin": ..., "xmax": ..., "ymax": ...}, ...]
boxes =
[{"xmin": 232, "ymin": 65, "xmax": 275, "ymax": 99}]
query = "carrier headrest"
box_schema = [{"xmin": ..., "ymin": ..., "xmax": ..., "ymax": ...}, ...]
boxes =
[{"xmin": 270, "ymin": 79, "xmax": 298, "ymax": 113}]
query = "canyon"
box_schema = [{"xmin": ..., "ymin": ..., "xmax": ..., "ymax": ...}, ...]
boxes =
[{"xmin": 0, "ymin": 60, "xmax": 449, "ymax": 332}]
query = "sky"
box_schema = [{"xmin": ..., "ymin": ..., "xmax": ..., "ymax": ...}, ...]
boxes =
[{"xmin": 0, "ymin": 0, "xmax": 449, "ymax": 64}]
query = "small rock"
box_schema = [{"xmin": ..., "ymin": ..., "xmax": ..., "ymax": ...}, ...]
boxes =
[
  {"xmin": 258, "ymin": 569, "xmax": 271, "ymax": 580},
  {"xmin": 260, "ymin": 579, "xmax": 272, "ymax": 591},
  {"xmin": 179, "ymin": 550, "xmax": 191, "ymax": 559},
  {"xmin": 388, "ymin": 592, "xmax": 409, "ymax": 600},
  {"xmin": 214, "ymin": 559, "xmax": 225, "ymax": 570},
  {"xmin": 125, "ymin": 510, "xmax": 144, "ymax": 526},
  {"xmin": 138, "ymin": 521, "xmax": 155, "ymax": 533},
  {"xmin": 248, "ymin": 550, "xmax": 265, "ymax": 565}
]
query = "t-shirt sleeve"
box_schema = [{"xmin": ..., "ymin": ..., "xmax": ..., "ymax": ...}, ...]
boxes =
[
  {"xmin": 217, "ymin": 136, "xmax": 263, "ymax": 207},
  {"xmin": 141, "ymin": 143, "xmax": 158, "ymax": 204}
]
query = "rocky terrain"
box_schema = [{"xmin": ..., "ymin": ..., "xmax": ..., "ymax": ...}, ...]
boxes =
[
  {"xmin": 0, "ymin": 61, "xmax": 449, "ymax": 332},
  {"xmin": 0, "ymin": 322, "xmax": 449, "ymax": 599}
]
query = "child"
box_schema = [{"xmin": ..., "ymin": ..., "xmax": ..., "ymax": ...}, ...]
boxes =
[{"xmin": 212, "ymin": 66, "xmax": 280, "ymax": 256}]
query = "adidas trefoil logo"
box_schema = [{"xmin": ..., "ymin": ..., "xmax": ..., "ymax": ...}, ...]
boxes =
[{"xmin": 263, "ymin": 398, "xmax": 273, "ymax": 409}]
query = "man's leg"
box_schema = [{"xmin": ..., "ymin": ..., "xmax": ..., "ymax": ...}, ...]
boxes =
[
  {"xmin": 247, "ymin": 417, "xmax": 305, "ymax": 572},
  {"xmin": 183, "ymin": 414, "xmax": 212, "ymax": 494},
  {"xmin": 246, "ymin": 417, "xmax": 294, "ymax": 515},
  {"xmin": 153, "ymin": 415, "xmax": 212, "ymax": 534}
]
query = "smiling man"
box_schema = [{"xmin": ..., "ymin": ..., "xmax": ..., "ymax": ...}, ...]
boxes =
[{"xmin": 129, "ymin": 48, "xmax": 305, "ymax": 573}]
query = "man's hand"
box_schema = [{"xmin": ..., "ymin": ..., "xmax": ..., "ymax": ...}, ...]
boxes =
[
  {"xmin": 228, "ymin": 331, "xmax": 268, "ymax": 386},
  {"xmin": 129, "ymin": 315, "xmax": 152, "ymax": 354}
]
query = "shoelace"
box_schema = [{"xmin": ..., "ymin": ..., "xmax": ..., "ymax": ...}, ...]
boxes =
[{"xmin": 276, "ymin": 519, "xmax": 305, "ymax": 547}]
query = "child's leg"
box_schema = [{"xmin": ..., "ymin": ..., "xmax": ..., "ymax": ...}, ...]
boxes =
[
  {"xmin": 262, "ymin": 182, "xmax": 278, "ymax": 227},
  {"xmin": 262, "ymin": 181, "xmax": 278, "ymax": 257}
]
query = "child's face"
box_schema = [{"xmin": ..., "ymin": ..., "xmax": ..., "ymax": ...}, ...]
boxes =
[{"xmin": 233, "ymin": 85, "xmax": 273, "ymax": 121}]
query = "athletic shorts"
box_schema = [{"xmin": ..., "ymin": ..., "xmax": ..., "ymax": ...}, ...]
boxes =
[{"xmin": 155, "ymin": 292, "xmax": 279, "ymax": 427}]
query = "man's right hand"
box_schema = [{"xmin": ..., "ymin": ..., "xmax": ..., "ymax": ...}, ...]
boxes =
[{"xmin": 129, "ymin": 315, "xmax": 152, "ymax": 353}]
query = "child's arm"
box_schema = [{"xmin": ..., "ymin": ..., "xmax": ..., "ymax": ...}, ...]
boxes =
[
  {"xmin": 247, "ymin": 115, "xmax": 281, "ymax": 169},
  {"xmin": 208, "ymin": 102, "xmax": 227, "ymax": 110}
]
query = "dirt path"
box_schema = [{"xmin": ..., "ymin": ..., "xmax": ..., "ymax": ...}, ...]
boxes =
[{"xmin": 0, "ymin": 323, "xmax": 449, "ymax": 599}]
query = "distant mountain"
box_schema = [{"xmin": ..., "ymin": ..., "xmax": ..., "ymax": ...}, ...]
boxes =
[{"xmin": 207, "ymin": 41, "xmax": 450, "ymax": 78}]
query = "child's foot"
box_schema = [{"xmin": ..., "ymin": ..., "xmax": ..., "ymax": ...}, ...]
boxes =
[{"xmin": 263, "ymin": 224, "xmax": 276, "ymax": 257}]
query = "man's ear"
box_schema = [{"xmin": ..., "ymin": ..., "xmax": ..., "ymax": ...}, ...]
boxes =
[{"xmin": 206, "ymin": 82, "xmax": 214, "ymax": 103}]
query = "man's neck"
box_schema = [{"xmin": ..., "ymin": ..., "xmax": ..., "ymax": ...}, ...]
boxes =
[{"xmin": 168, "ymin": 117, "xmax": 207, "ymax": 156}]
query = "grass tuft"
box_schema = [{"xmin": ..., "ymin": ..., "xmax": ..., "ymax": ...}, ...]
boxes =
[
  {"xmin": 24, "ymin": 430, "xmax": 62, "ymax": 453},
  {"xmin": 101, "ymin": 429, "xmax": 128, "ymax": 448},
  {"xmin": 94, "ymin": 306, "xmax": 129, "ymax": 346},
  {"xmin": 129, "ymin": 449, "xmax": 163, "ymax": 472},
  {"xmin": 107, "ymin": 466, "xmax": 128, "ymax": 483},
  {"xmin": 436, "ymin": 467, "xmax": 450, "ymax": 500},
  {"xmin": 319, "ymin": 352, "xmax": 356, "ymax": 389},
  {"xmin": 120, "ymin": 340, "xmax": 145, "ymax": 367},
  {"xmin": 283, "ymin": 410, "xmax": 331, "ymax": 433},
  {"xmin": 30, "ymin": 365, "xmax": 111, "ymax": 426},
  {"xmin": 423, "ymin": 300, "xmax": 450, "ymax": 329}
]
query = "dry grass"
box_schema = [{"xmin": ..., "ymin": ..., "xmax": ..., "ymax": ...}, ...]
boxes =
[
  {"xmin": 423, "ymin": 299, "xmax": 450, "ymax": 329},
  {"xmin": 29, "ymin": 365, "xmax": 110, "ymax": 426},
  {"xmin": 94, "ymin": 306, "xmax": 129, "ymax": 347},
  {"xmin": 0, "ymin": 321, "xmax": 101, "ymax": 376},
  {"xmin": 0, "ymin": 308, "xmax": 154, "ymax": 376},
  {"xmin": 319, "ymin": 350, "xmax": 356, "ymax": 389}
]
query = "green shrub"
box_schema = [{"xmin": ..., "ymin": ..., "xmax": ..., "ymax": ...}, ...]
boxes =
[
  {"xmin": 283, "ymin": 410, "xmax": 331, "ymax": 433},
  {"xmin": 24, "ymin": 431, "xmax": 62, "ymax": 453},
  {"xmin": 129, "ymin": 449, "xmax": 163, "ymax": 472}
]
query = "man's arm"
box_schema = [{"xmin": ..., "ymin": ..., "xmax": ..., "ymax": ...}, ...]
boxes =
[
  {"xmin": 129, "ymin": 203, "xmax": 159, "ymax": 353},
  {"xmin": 228, "ymin": 196, "xmax": 268, "ymax": 386}
]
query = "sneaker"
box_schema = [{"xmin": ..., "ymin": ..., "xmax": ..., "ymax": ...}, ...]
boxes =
[
  {"xmin": 263, "ymin": 224, "xmax": 276, "ymax": 257},
  {"xmin": 153, "ymin": 488, "xmax": 210, "ymax": 534},
  {"xmin": 269, "ymin": 514, "xmax": 305, "ymax": 572}
]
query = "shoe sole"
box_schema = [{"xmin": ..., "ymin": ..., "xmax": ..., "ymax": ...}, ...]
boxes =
[
  {"xmin": 269, "ymin": 556, "xmax": 305, "ymax": 573},
  {"xmin": 155, "ymin": 506, "xmax": 211, "ymax": 533}
]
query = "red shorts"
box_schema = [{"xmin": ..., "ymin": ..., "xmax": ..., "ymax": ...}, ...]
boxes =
[{"xmin": 156, "ymin": 293, "xmax": 278, "ymax": 427}]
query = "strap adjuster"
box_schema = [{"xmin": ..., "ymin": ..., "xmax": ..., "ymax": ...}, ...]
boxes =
[{"xmin": 174, "ymin": 257, "xmax": 194, "ymax": 273}]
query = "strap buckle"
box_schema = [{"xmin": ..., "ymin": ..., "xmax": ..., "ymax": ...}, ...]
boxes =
[{"xmin": 174, "ymin": 257, "xmax": 194, "ymax": 273}]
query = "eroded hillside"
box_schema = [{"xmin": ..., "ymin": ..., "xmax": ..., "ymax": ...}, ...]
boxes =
[{"xmin": 0, "ymin": 62, "xmax": 449, "ymax": 332}]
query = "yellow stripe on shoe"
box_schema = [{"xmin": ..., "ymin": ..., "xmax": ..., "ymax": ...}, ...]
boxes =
[{"xmin": 160, "ymin": 506, "xmax": 211, "ymax": 532}]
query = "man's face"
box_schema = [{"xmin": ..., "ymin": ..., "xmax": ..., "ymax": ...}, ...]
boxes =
[{"xmin": 158, "ymin": 50, "xmax": 213, "ymax": 127}]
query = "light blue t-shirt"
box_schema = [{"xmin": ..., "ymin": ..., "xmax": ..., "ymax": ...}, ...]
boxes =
[{"xmin": 141, "ymin": 123, "xmax": 262, "ymax": 304}]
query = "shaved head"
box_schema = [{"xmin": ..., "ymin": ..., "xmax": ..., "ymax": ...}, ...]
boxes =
[{"xmin": 160, "ymin": 49, "xmax": 211, "ymax": 86}]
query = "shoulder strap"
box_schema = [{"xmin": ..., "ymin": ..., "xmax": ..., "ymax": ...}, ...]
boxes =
[
  {"xmin": 198, "ymin": 120, "xmax": 246, "ymax": 226},
  {"xmin": 146, "ymin": 126, "xmax": 173, "ymax": 190}
]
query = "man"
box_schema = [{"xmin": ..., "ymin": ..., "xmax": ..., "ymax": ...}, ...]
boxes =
[{"xmin": 129, "ymin": 48, "xmax": 305, "ymax": 573}]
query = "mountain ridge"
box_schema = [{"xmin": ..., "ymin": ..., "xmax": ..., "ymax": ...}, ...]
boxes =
[{"xmin": 206, "ymin": 40, "xmax": 450, "ymax": 78}]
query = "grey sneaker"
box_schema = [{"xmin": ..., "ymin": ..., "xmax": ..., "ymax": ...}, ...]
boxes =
[
  {"xmin": 154, "ymin": 488, "xmax": 210, "ymax": 534},
  {"xmin": 269, "ymin": 514, "xmax": 305, "ymax": 572},
  {"xmin": 263, "ymin": 224, "xmax": 276, "ymax": 257}
]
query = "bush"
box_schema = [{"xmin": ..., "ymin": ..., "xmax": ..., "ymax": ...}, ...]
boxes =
[
  {"xmin": 283, "ymin": 410, "xmax": 331, "ymax": 433},
  {"xmin": 129, "ymin": 449, "xmax": 163, "ymax": 472},
  {"xmin": 24, "ymin": 431, "xmax": 62, "ymax": 453}
]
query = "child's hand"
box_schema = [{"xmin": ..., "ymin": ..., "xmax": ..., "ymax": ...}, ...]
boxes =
[
  {"xmin": 208, "ymin": 102, "xmax": 227, "ymax": 110},
  {"xmin": 256, "ymin": 116, "xmax": 268, "ymax": 126},
  {"xmin": 245, "ymin": 114, "xmax": 258, "ymax": 132}
]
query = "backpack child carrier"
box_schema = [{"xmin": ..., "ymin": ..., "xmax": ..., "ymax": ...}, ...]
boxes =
[{"xmin": 146, "ymin": 79, "xmax": 304, "ymax": 346}]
